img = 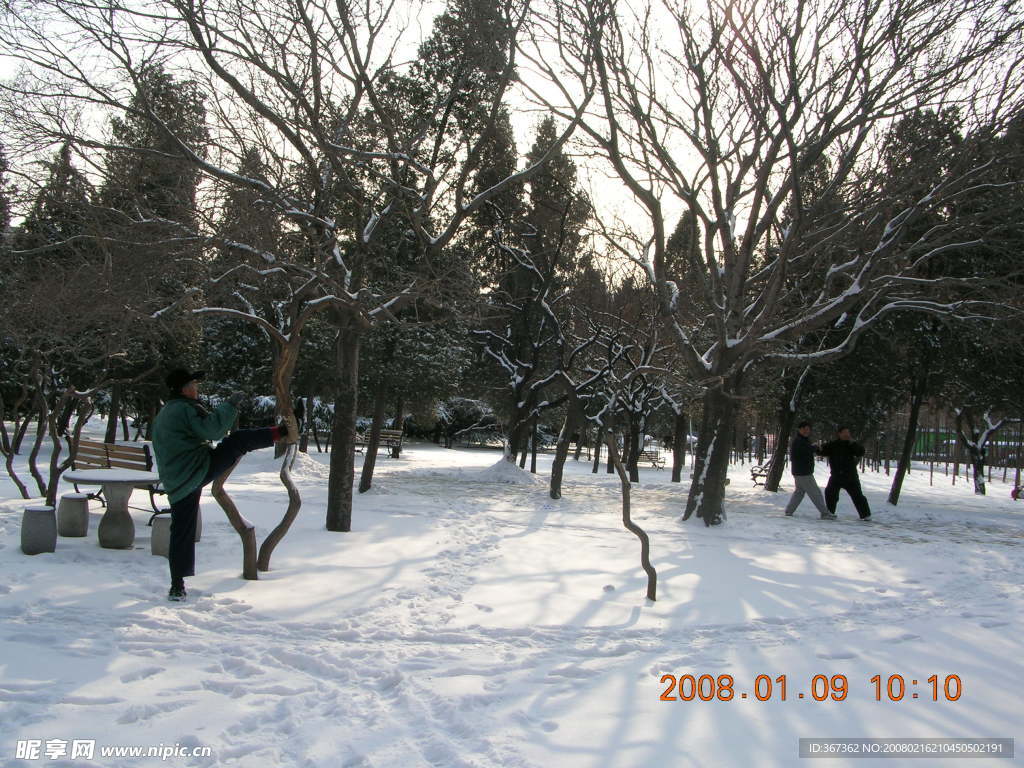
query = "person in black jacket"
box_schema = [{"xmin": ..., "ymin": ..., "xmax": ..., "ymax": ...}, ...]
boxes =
[
  {"xmin": 783, "ymin": 420, "xmax": 834, "ymax": 519},
  {"xmin": 819, "ymin": 426, "xmax": 872, "ymax": 520}
]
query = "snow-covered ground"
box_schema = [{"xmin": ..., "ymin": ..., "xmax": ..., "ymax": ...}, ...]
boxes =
[{"xmin": 1, "ymin": 435, "xmax": 1022, "ymax": 767}]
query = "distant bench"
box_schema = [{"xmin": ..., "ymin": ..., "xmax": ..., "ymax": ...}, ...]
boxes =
[
  {"xmin": 636, "ymin": 450, "xmax": 665, "ymax": 469},
  {"xmin": 71, "ymin": 438, "xmax": 165, "ymax": 517},
  {"xmin": 751, "ymin": 460, "xmax": 774, "ymax": 486},
  {"xmin": 355, "ymin": 428, "xmax": 405, "ymax": 458}
]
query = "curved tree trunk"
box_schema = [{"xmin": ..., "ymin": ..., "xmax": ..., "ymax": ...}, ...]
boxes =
[
  {"xmin": 1, "ymin": 390, "xmax": 30, "ymax": 499},
  {"xmin": 358, "ymin": 387, "xmax": 387, "ymax": 493},
  {"xmin": 605, "ymin": 432, "xmax": 657, "ymax": 601},
  {"xmin": 212, "ymin": 459, "xmax": 259, "ymax": 580},
  {"xmin": 44, "ymin": 388, "xmax": 74, "ymax": 507},
  {"xmin": 28, "ymin": 389, "xmax": 49, "ymax": 497},
  {"xmin": 257, "ymin": 336, "xmax": 304, "ymax": 559},
  {"xmin": 327, "ymin": 329, "xmax": 360, "ymax": 532},
  {"xmin": 257, "ymin": 443, "xmax": 301, "ymax": 571},
  {"xmin": 10, "ymin": 380, "xmax": 33, "ymax": 454}
]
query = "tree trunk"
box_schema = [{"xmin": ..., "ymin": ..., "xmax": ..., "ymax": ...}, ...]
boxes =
[
  {"xmin": 299, "ymin": 396, "xmax": 310, "ymax": 453},
  {"xmin": 211, "ymin": 459, "xmax": 259, "ymax": 579},
  {"xmin": 507, "ymin": 397, "xmax": 528, "ymax": 465},
  {"xmin": 592, "ymin": 427, "xmax": 604, "ymax": 473},
  {"xmin": 393, "ymin": 397, "xmax": 404, "ymax": 430},
  {"xmin": 765, "ymin": 407, "xmax": 796, "ymax": 492},
  {"xmin": 44, "ymin": 389, "xmax": 74, "ymax": 507},
  {"xmin": 104, "ymin": 382, "xmax": 122, "ymax": 444},
  {"xmin": 530, "ymin": 416, "xmax": 538, "ymax": 474},
  {"xmin": 390, "ymin": 396, "xmax": 404, "ymax": 457},
  {"xmin": 4, "ymin": 412, "xmax": 30, "ymax": 499},
  {"xmin": 358, "ymin": 387, "xmax": 387, "ymax": 493},
  {"xmin": 144, "ymin": 400, "xmax": 157, "ymax": 440},
  {"xmin": 326, "ymin": 329, "xmax": 360, "ymax": 532},
  {"xmin": 0, "ymin": 390, "xmax": 11, "ymax": 456},
  {"xmin": 28, "ymin": 391, "xmax": 49, "ymax": 497},
  {"xmin": 550, "ymin": 396, "xmax": 580, "ymax": 499},
  {"xmin": 888, "ymin": 376, "xmax": 927, "ymax": 505},
  {"xmin": 57, "ymin": 397, "xmax": 75, "ymax": 440},
  {"xmin": 671, "ymin": 410, "xmax": 687, "ymax": 482},
  {"xmin": 605, "ymin": 432, "xmax": 657, "ymax": 601},
  {"xmin": 968, "ymin": 448, "xmax": 987, "ymax": 495},
  {"xmin": 684, "ymin": 385, "xmax": 738, "ymax": 525},
  {"xmin": 627, "ymin": 416, "xmax": 641, "ymax": 483},
  {"xmin": 257, "ymin": 443, "xmax": 301, "ymax": 571},
  {"xmin": 254, "ymin": 337, "xmax": 303, "ymax": 553},
  {"xmin": 11, "ymin": 381, "xmax": 32, "ymax": 454}
]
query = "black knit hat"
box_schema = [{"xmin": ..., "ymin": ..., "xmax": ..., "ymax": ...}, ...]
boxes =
[
  {"xmin": 797, "ymin": 420, "xmax": 812, "ymax": 429},
  {"xmin": 165, "ymin": 368, "xmax": 205, "ymax": 392}
]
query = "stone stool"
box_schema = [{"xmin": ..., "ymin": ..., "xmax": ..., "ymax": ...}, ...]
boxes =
[
  {"xmin": 21, "ymin": 505, "xmax": 57, "ymax": 555},
  {"xmin": 151, "ymin": 511, "xmax": 201, "ymax": 557},
  {"xmin": 151, "ymin": 516, "xmax": 171, "ymax": 557},
  {"xmin": 57, "ymin": 493, "xmax": 90, "ymax": 537}
]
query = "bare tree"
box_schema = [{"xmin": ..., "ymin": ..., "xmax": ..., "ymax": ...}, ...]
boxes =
[
  {"xmin": 1, "ymin": 0, "xmax": 590, "ymax": 535},
  {"xmin": 523, "ymin": 0, "xmax": 1024, "ymax": 524}
]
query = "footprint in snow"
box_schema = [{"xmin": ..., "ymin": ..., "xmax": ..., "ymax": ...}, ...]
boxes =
[
  {"xmin": 980, "ymin": 620, "xmax": 1009, "ymax": 628},
  {"xmin": 886, "ymin": 633, "xmax": 920, "ymax": 643},
  {"xmin": 475, "ymin": 604, "xmax": 494, "ymax": 612},
  {"xmin": 816, "ymin": 651, "xmax": 857, "ymax": 660},
  {"xmin": 116, "ymin": 700, "xmax": 192, "ymax": 724},
  {"xmin": 60, "ymin": 695, "xmax": 124, "ymax": 706},
  {"xmin": 120, "ymin": 666, "xmax": 164, "ymax": 683}
]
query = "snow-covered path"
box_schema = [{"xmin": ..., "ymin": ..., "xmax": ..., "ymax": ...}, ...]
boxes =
[{"xmin": 1, "ymin": 442, "xmax": 1022, "ymax": 767}]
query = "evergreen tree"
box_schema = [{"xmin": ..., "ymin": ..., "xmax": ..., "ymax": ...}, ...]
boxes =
[
  {"xmin": 94, "ymin": 66, "xmax": 209, "ymax": 437},
  {"xmin": 100, "ymin": 65, "xmax": 208, "ymax": 228},
  {"xmin": 15, "ymin": 143, "xmax": 95, "ymax": 259}
]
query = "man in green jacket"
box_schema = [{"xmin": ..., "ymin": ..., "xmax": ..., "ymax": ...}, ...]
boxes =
[{"xmin": 152, "ymin": 368, "xmax": 289, "ymax": 602}]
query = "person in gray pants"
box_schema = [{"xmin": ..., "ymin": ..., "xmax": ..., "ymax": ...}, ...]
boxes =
[{"xmin": 784, "ymin": 420, "xmax": 835, "ymax": 519}]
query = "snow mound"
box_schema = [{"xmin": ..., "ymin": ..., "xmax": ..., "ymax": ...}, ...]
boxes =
[
  {"xmin": 477, "ymin": 458, "xmax": 546, "ymax": 485},
  {"xmin": 286, "ymin": 451, "xmax": 333, "ymax": 482}
]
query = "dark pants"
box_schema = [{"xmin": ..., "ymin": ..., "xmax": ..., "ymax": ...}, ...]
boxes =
[
  {"xmin": 169, "ymin": 428, "xmax": 274, "ymax": 584},
  {"xmin": 825, "ymin": 474, "xmax": 871, "ymax": 519}
]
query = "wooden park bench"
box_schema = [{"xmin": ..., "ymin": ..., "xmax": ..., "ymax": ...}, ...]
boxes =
[
  {"xmin": 636, "ymin": 450, "xmax": 665, "ymax": 469},
  {"xmin": 355, "ymin": 428, "xmax": 405, "ymax": 458},
  {"xmin": 751, "ymin": 460, "xmax": 774, "ymax": 486},
  {"xmin": 70, "ymin": 438, "xmax": 165, "ymax": 518}
]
